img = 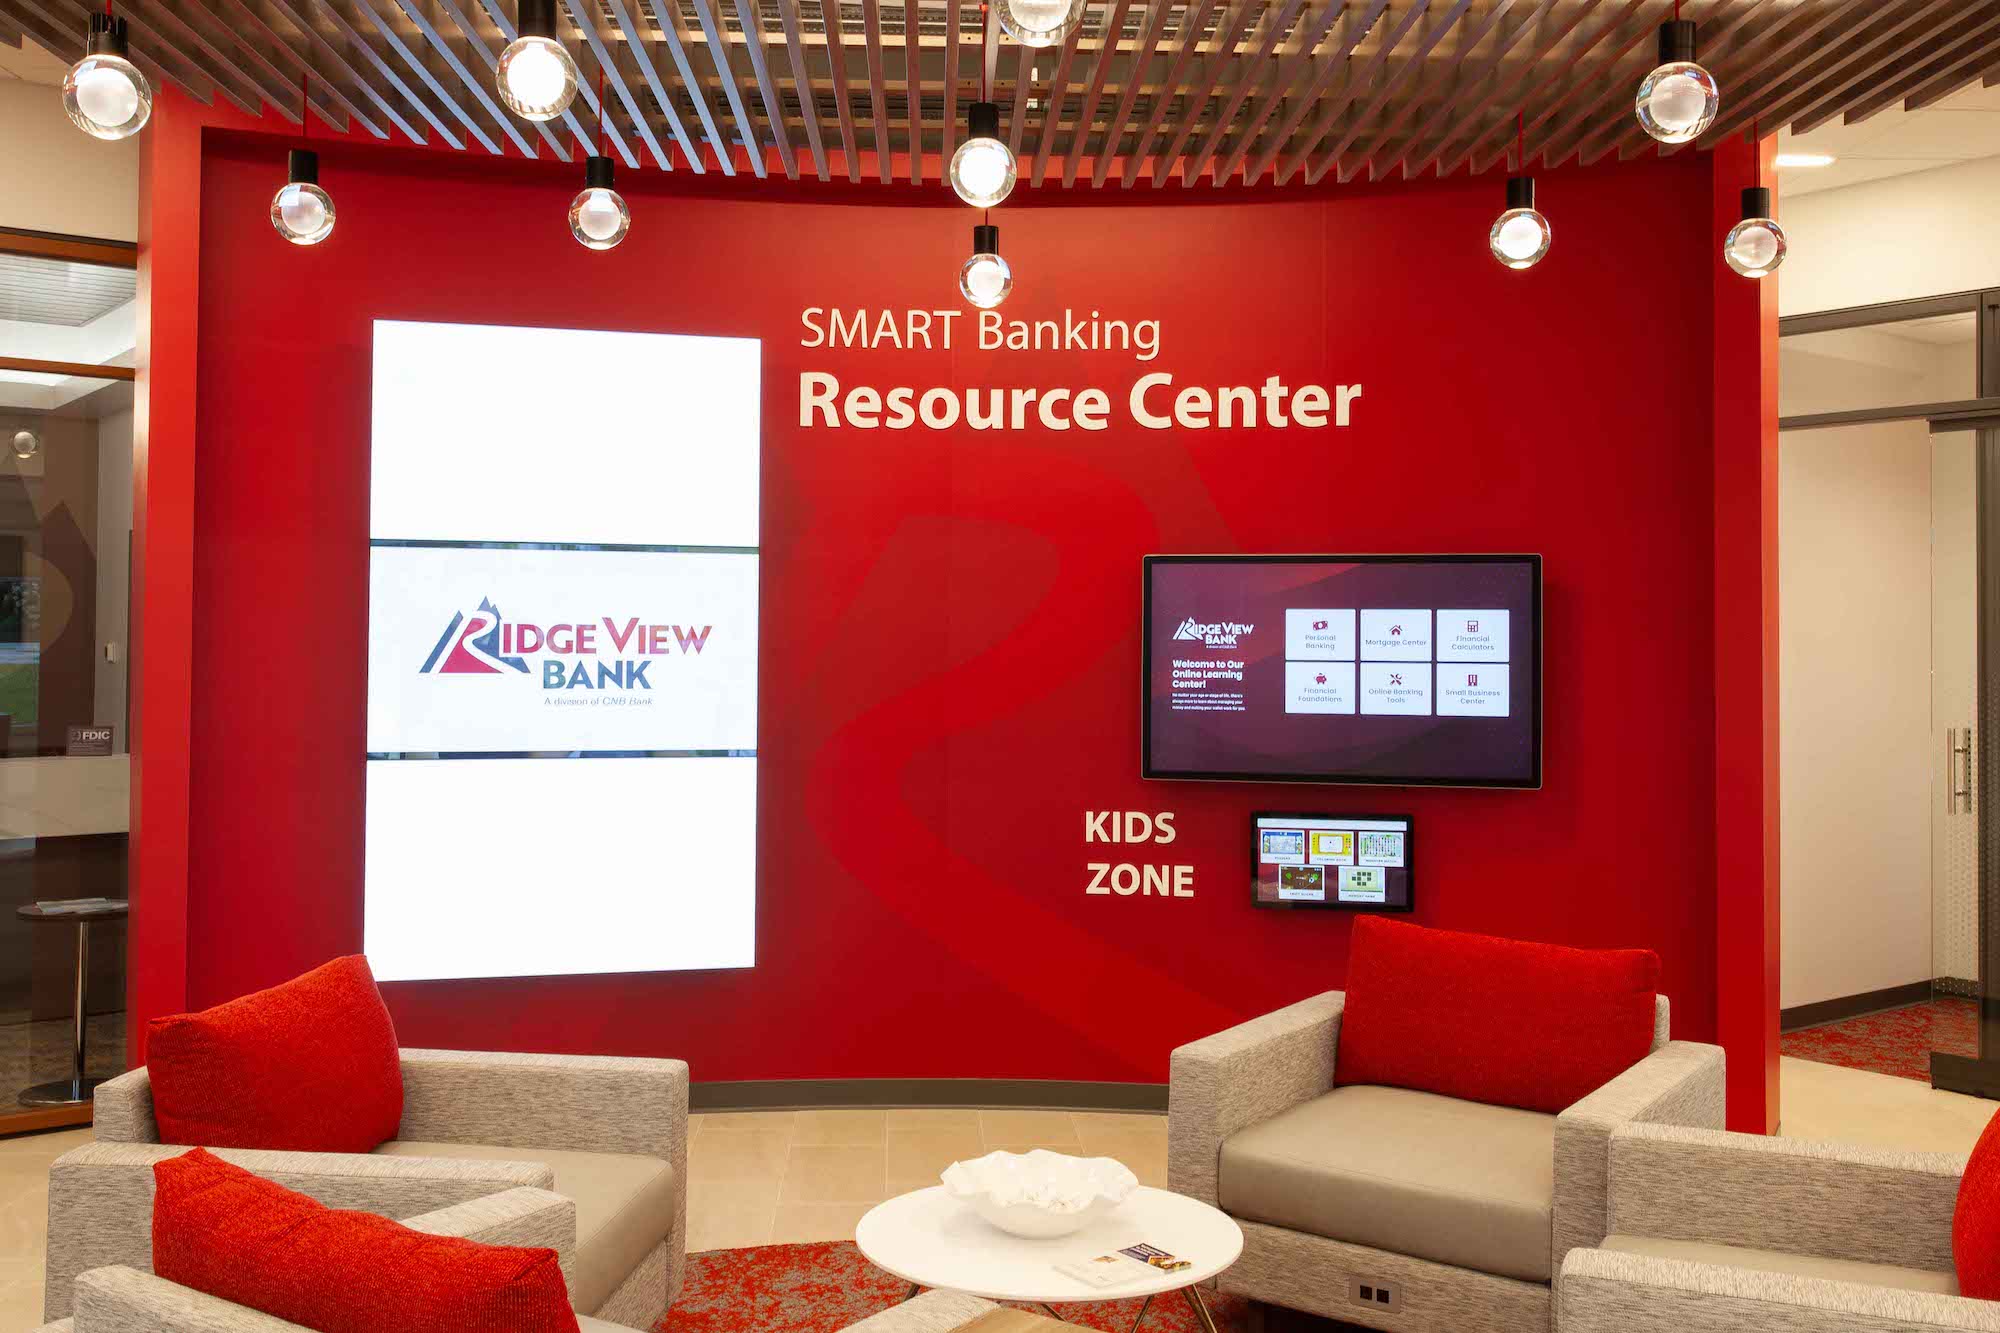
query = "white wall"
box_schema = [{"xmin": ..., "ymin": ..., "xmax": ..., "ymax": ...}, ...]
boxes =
[
  {"xmin": 1780, "ymin": 415, "xmax": 1937, "ymax": 1009},
  {"xmin": 0, "ymin": 80, "xmax": 136, "ymax": 241},
  {"xmin": 93, "ymin": 407, "xmax": 129, "ymax": 746},
  {"xmin": 1782, "ymin": 155, "xmax": 2000, "ymax": 315},
  {"xmin": 1779, "ymin": 328, "xmax": 1974, "ymax": 419}
]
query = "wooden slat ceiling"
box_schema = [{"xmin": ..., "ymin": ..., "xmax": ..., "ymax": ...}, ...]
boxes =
[{"xmin": 3, "ymin": 0, "xmax": 1996, "ymax": 187}]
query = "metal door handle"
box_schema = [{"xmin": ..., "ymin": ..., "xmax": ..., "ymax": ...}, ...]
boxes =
[{"xmin": 1952, "ymin": 725, "xmax": 1974, "ymax": 813}]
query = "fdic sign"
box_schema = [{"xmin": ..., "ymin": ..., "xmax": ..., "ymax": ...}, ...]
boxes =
[
  {"xmin": 65, "ymin": 726, "xmax": 113, "ymax": 757},
  {"xmin": 1084, "ymin": 811, "xmax": 1193, "ymax": 899}
]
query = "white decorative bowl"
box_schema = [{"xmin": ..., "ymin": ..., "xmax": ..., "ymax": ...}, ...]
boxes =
[{"xmin": 940, "ymin": 1148, "xmax": 1139, "ymax": 1239}]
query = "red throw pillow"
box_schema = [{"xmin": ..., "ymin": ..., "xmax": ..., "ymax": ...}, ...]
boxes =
[
  {"xmin": 1954, "ymin": 1110, "xmax": 2000, "ymax": 1298},
  {"xmin": 1334, "ymin": 917, "xmax": 1660, "ymax": 1114},
  {"xmin": 147, "ymin": 956, "xmax": 403, "ymax": 1152},
  {"xmin": 154, "ymin": 1148, "xmax": 578, "ymax": 1333}
]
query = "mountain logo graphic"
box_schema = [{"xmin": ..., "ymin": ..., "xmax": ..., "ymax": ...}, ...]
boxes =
[
  {"xmin": 1172, "ymin": 617, "xmax": 1255, "ymax": 647},
  {"xmin": 421, "ymin": 598, "xmax": 530, "ymax": 675}
]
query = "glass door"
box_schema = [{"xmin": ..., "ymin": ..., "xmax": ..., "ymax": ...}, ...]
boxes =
[
  {"xmin": 0, "ymin": 231, "xmax": 136, "ymax": 1132},
  {"xmin": 1777, "ymin": 296, "xmax": 1988, "ymax": 1092}
]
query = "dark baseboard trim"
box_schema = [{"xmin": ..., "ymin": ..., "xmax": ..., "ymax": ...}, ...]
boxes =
[
  {"xmin": 1780, "ymin": 981, "xmax": 1935, "ymax": 1033},
  {"xmin": 1932, "ymin": 1053, "xmax": 2000, "ymax": 1100},
  {"xmin": 690, "ymin": 1079, "xmax": 1169, "ymax": 1114}
]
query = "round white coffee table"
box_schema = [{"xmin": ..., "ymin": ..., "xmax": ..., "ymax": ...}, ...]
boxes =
[{"xmin": 856, "ymin": 1185, "xmax": 1243, "ymax": 1333}]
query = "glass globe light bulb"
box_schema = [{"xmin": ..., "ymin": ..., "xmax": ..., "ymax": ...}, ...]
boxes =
[
  {"xmin": 498, "ymin": 34, "xmax": 578, "ymax": 120},
  {"xmin": 1724, "ymin": 216, "xmax": 1786, "ymax": 278},
  {"xmin": 271, "ymin": 182, "xmax": 335, "ymax": 246},
  {"xmin": 1636, "ymin": 61, "xmax": 1719, "ymax": 143},
  {"xmin": 959, "ymin": 252, "xmax": 1012, "ymax": 309},
  {"xmin": 1489, "ymin": 208, "xmax": 1551, "ymax": 269},
  {"xmin": 569, "ymin": 186, "xmax": 630, "ymax": 250},
  {"xmin": 11, "ymin": 431, "xmax": 39, "ymax": 461},
  {"xmin": 63, "ymin": 53, "xmax": 150, "ymax": 140},
  {"xmin": 997, "ymin": 0, "xmax": 1084, "ymax": 47},
  {"xmin": 950, "ymin": 135, "xmax": 1016, "ymax": 209}
]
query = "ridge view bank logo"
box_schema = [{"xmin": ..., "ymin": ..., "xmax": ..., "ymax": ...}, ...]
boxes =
[
  {"xmin": 1172, "ymin": 617, "xmax": 1255, "ymax": 648},
  {"xmin": 422, "ymin": 596, "xmax": 713, "ymax": 690}
]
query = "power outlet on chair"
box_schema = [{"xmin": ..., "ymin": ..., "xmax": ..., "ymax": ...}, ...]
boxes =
[{"xmin": 1350, "ymin": 1278, "xmax": 1402, "ymax": 1313}]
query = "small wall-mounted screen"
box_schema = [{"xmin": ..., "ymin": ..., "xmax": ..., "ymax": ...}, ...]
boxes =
[{"xmin": 1253, "ymin": 813, "xmax": 1413, "ymax": 911}]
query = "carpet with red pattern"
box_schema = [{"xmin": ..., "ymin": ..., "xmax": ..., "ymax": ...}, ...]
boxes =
[
  {"xmin": 1779, "ymin": 997, "xmax": 1976, "ymax": 1081},
  {"xmin": 657, "ymin": 1241, "xmax": 1255, "ymax": 1333}
]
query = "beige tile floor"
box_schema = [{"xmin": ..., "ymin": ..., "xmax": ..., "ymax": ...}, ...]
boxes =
[
  {"xmin": 0, "ymin": 1061, "xmax": 1990, "ymax": 1329},
  {"xmin": 687, "ymin": 1108, "xmax": 1170, "ymax": 1253}
]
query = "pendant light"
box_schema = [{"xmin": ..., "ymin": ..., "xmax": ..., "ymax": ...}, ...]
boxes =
[
  {"xmin": 959, "ymin": 222, "xmax": 1012, "ymax": 309},
  {"xmin": 1724, "ymin": 126, "xmax": 1786, "ymax": 278},
  {"xmin": 950, "ymin": 102, "xmax": 1015, "ymax": 208},
  {"xmin": 11, "ymin": 431, "xmax": 39, "ymax": 461},
  {"xmin": 271, "ymin": 77, "xmax": 334, "ymax": 246},
  {"xmin": 498, "ymin": 0, "xmax": 579, "ymax": 121},
  {"xmin": 996, "ymin": 0, "xmax": 1086, "ymax": 47},
  {"xmin": 570, "ymin": 157, "xmax": 629, "ymax": 248},
  {"xmin": 62, "ymin": 9, "xmax": 151, "ymax": 140},
  {"xmin": 569, "ymin": 71, "xmax": 629, "ymax": 249},
  {"xmin": 1489, "ymin": 114, "xmax": 1550, "ymax": 270},
  {"xmin": 1635, "ymin": 2, "xmax": 1719, "ymax": 144}
]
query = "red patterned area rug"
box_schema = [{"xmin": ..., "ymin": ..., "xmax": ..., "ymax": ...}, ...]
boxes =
[
  {"xmin": 1780, "ymin": 997, "xmax": 1977, "ymax": 1081},
  {"xmin": 658, "ymin": 1241, "xmax": 1255, "ymax": 1333}
]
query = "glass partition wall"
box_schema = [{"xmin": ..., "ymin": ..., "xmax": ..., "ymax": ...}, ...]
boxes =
[
  {"xmin": 0, "ymin": 230, "xmax": 134, "ymax": 1133},
  {"xmin": 1778, "ymin": 292, "xmax": 2000, "ymax": 1097}
]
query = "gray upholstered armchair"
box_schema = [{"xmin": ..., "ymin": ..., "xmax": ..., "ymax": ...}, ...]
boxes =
[
  {"xmin": 43, "ymin": 1048, "xmax": 687, "ymax": 1329},
  {"xmin": 29, "ymin": 1188, "xmax": 647, "ymax": 1333},
  {"xmin": 1167, "ymin": 991, "xmax": 1725, "ymax": 1332},
  {"xmin": 1558, "ymin": 1122, "xmax": 1999, "ymax": 1331},
  {"xmin": 840, "ymin": 1292, "xmax": 1075, "ymax": 1331}
]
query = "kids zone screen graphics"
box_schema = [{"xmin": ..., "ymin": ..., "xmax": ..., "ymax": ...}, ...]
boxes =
[
  {"xmin": 1253, "ymin": 813, "xmax": 1413, "ymax": 911},
  {"xmin": 1143, "ymin": 555, "xmax": 1542, "ymax": 788}
]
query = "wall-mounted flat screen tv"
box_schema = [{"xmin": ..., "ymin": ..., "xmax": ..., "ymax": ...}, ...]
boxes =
[{"xmin": 1143, "ymin": 554, "xmax": 1542, "ymax": 788}]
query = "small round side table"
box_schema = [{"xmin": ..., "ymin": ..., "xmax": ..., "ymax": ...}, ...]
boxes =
[{"xmin": 16, "ymin": 899, "xmax": 129, "ymax": 1107}]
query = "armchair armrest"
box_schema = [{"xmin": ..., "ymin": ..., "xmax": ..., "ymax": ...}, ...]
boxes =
[
  {"xmin": 1167, "ymin": 991, "xmax": 1343, "ymax": 1207},
  {"xmin": 839, "ymin": 1290, "xmax": 999, "ymax": 1331},
  {"xmin": 397, "ymin": 1049, "xmax": 687, "ymax": 1163},
  {"xmin": 402, "ymin": 1187, "xmax": 578, "ymax": 1301},
  {"xmin": 1606, "ymin": 1122, "xmax": 1963, "ymax": 1272},
  {"xmin": 1553, "ymin": 1039, "xmax": 1726, "ymax": 1260},
  {"xmin": 1557, "ymin": 1247, "xmax": 2000, "ymax": 1332},
  {"xmin": 43, "ymin": 1142, "xmax": 553, "ymax": 1320},
  {"xmin": 73, "ymin": 1267, "xmax": 305, "ymax": 1332},
  {"xmin": 90, "ymin": 1067, "xmax": 157, "ymax": 1143}
]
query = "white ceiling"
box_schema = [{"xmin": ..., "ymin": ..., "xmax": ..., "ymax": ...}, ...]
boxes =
[{"xmin": 1780, "ymin": 80, "xmax": 2000, "ymax": 197}]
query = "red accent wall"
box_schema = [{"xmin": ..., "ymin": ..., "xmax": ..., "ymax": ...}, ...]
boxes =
[{"xmin": 135, "ymin": 98, "xmax": 1777, "ymax": 1112}]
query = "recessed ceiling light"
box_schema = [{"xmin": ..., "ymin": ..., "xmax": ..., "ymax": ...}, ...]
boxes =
[{"xmin": 1775, "ymin": 152, "xmax": 1836, "ymax": 168}]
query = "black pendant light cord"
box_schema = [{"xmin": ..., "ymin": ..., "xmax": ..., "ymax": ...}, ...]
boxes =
[
  {"xmin": 301, "ymin": 70, "xmax": 308, "ymax": 144},
  {"xmin": 1515, "ymin": 109, "xmax": 1523, "ymax": 174}
]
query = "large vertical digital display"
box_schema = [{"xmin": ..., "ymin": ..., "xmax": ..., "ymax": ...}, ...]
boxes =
[{"xmin": 365, "ymin": 321, "xmax": 760, "ymax": 981}]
